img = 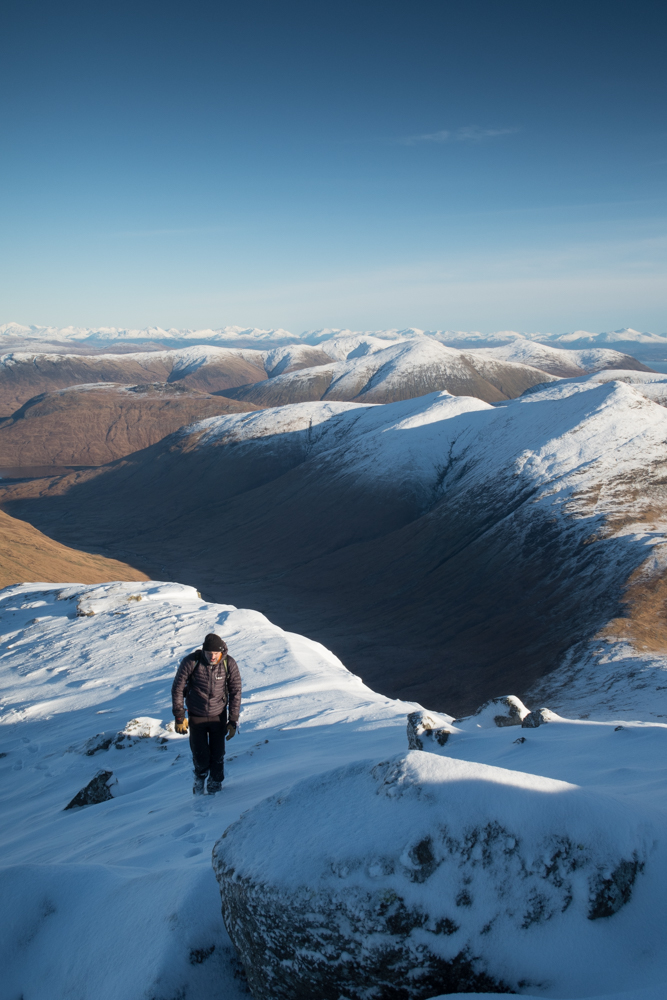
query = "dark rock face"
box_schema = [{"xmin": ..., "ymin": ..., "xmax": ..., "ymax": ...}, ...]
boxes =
[
  {"xmin": 588, "ymin": 858, "xmax": 645, "ymax": 920},
  {"xmin": 64, "ymin": 769, "xmax": 116, "ymax": 809},
  {"xmin": 521, "ymin": 707, "xmax": 556, "ymax": 728},
  {"xmin": 218, "ymin": 879, "xmax": 513, "ymax": 1000},
  {"xmin": 212, "ymin": 753, "xmax": 647, "ymax": 1000}
]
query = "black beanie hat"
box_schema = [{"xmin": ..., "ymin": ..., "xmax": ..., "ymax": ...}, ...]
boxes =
[{"xmin": 202, "ymin": 633, "xmax": 225, "ymax": 652}]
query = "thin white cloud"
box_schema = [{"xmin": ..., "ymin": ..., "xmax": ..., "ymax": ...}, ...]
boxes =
[{"xmin": 399, "ymin": 125, "xmax": 520, "ymax": 146}]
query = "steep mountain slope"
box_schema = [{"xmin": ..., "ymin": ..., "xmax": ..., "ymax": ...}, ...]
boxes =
[
  {"xmin": 221, "ymin": 339, "xmax": 557, "ymax": 406},
  {"xmin": 4, "ymin": 378, "xmax": 667, "ymax": 715},
  {"xmin": 0, "ymin": 382, "xmax": 259, "ymax": 467},
  {"xmin": 0, "ymin": 510, "xmax": 147, "ymax": 587},
  {"xmin": 262, "ymin": 343, "xmax": 335, "ymax": 375}
]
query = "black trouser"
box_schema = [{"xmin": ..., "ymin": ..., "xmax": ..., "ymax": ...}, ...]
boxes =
[{"xmin": 189, "ymin": 711, "xmax": 226, "ymax": 782}]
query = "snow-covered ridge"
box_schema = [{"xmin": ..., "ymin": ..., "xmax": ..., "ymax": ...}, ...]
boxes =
[
  {"xmin": 220, "ymin": 337, "xmax": 559, "ymax": 407},
  {"xmin": 186, "ymin": 376, "xmax": 667, "ymax": 503},
  {"xmin": 3, "ymin": 580, "xmax": 667, "ymax": 1000},
  {"xmin": 163, "ymin": 373, "xmax": 667, "ymax": 717},
  {"xmin": 0, "ymin": 581, "xmax": 417, "ymax": 1000}
]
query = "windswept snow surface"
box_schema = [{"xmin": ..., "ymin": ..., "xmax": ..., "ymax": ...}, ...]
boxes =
[
  {"xmin": 0, "ymin": 581, "xmax": 419, "ymax": 1000},
  {"xmin": 2, "ymin": 581, "xmax": 667, "ymax": 999}
]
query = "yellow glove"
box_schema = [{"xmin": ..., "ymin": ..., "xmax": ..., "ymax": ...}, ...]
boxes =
[
  {"xmin": 226, "ymin": 722, "xmax": 237, "ymax": 741},
  {"xmin": 175, "ymin": 718, "xmax": 189, "ymax": 735}
]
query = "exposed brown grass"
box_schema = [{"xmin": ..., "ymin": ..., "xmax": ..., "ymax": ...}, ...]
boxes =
[
  {"xmin": 0, "ymin": 507, "xmax": 148, "ymax": 589},
  {"xmin": 591, "ymin": 494, "xmax": 667, "ymax": 652},
  {"xmin": 600, "ymin": 561, "xmax": 667, "ymax": 652}
]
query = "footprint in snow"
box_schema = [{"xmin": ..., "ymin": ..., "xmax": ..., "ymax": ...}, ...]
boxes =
[{"xmin": 172, "ymin": 823, "xmax": 195, "ymax": 838}]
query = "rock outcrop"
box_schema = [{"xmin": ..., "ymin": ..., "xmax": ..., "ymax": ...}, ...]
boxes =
[
  {"xmin": 212, "ymin": 751, "xmax": 647, "ymax": 1000},
  {"xmin": 521, "ymin": 707, "xmax": 557, "ymax": 728},
  {"xmin": 64, "ymin": 770, "xmax": 117, "ymax": 809},
  {"xmin": 406, "ymin": 710, "xmax": 455, "ymax": 749},
  {"xmin": 454, "ymin": 695, "xmax": 531, "ymax": 728}
]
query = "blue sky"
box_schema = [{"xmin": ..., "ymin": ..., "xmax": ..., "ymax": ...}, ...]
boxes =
[{"xmin": 1, "ymin": 0, "xmax": 665, "ymax": 332}]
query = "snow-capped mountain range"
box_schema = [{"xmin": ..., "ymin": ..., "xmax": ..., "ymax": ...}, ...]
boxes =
[
  {"xmin": 0, "ymin": 335, "xmax": 648, "ymax": 420},
  {"xmin": 2, "ymin": 321, "xmax": 667, "ymax": 357}
]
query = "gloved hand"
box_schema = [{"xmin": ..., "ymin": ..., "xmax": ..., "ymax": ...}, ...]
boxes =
[
  {"xmin": 226, "ymin": 722, "xmax": 237, "ymax": 741},
  {"xmin": 175, "ymin": 718, "xmax": 189, "ymax": 734}
]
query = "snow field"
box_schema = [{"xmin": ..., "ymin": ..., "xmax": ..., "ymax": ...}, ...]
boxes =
[
  {"xmin": 2, "ymin": 581, "xmax": 667, "ymax": 997},
  {"xmin": 0, "ymin": 581, "xmax": 417, "ymax": 1000}
]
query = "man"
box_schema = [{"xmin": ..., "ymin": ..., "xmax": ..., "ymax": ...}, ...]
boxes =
[{"xmin": 171, "ymin": 633, "xmax": 242, "ymax": 795}]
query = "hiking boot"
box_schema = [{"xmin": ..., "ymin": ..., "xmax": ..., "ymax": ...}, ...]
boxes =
[
  {"xmin": 207, "ymin": 780, "xmax": 223, "ymax": 795},
  {"xmin": 193, "ymin": 774, "xmax": 206, "ymax": 796}
]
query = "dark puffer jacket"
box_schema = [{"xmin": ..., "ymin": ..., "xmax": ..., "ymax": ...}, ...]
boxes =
[{"xmin": 171, "ymin": 642, "xmax": 242, "ymax": 723}]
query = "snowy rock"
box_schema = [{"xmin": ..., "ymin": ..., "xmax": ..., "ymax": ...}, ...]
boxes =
[
  {"xmin": 212, "ymin": 751, "xmax": 648, "ymax": 1000},
  {"xmin": 456, "ymin": 695, "xmax": 530, "ymax": 729},
  {"xmin": 406, "ymin": 710, "xmax": 455, "ymax": 749},
  {"xmin": 521, "ymin": 707, "xmax": 557, "ymax": 728},
  {"xmin": 114, "ymin": 717, "xmax": 169, "ymax": 748},
  {"xmin": 80, "ymin": 716, "xmax": 171, "ymax": 755},
  {"xmin": 64, "ymin": 769, "xmax": 117, "ymax": 810}
]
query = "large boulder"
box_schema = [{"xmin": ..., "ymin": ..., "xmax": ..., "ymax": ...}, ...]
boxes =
[
  {"xmin": 212, "ymin": 751, "xmax": 648, "ymax": 1000},
  {"xmin": 406, "ymin": 710, "xmax": 455, "ymax": 749},
  {"xmin": 454, "ymin": 695, "xmax": 531, "ymax": 729}
]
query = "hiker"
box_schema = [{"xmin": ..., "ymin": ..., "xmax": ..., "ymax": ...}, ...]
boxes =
[{"xmin": 172, "ymin": 633, "xmax": 242, "ymax": 795}]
